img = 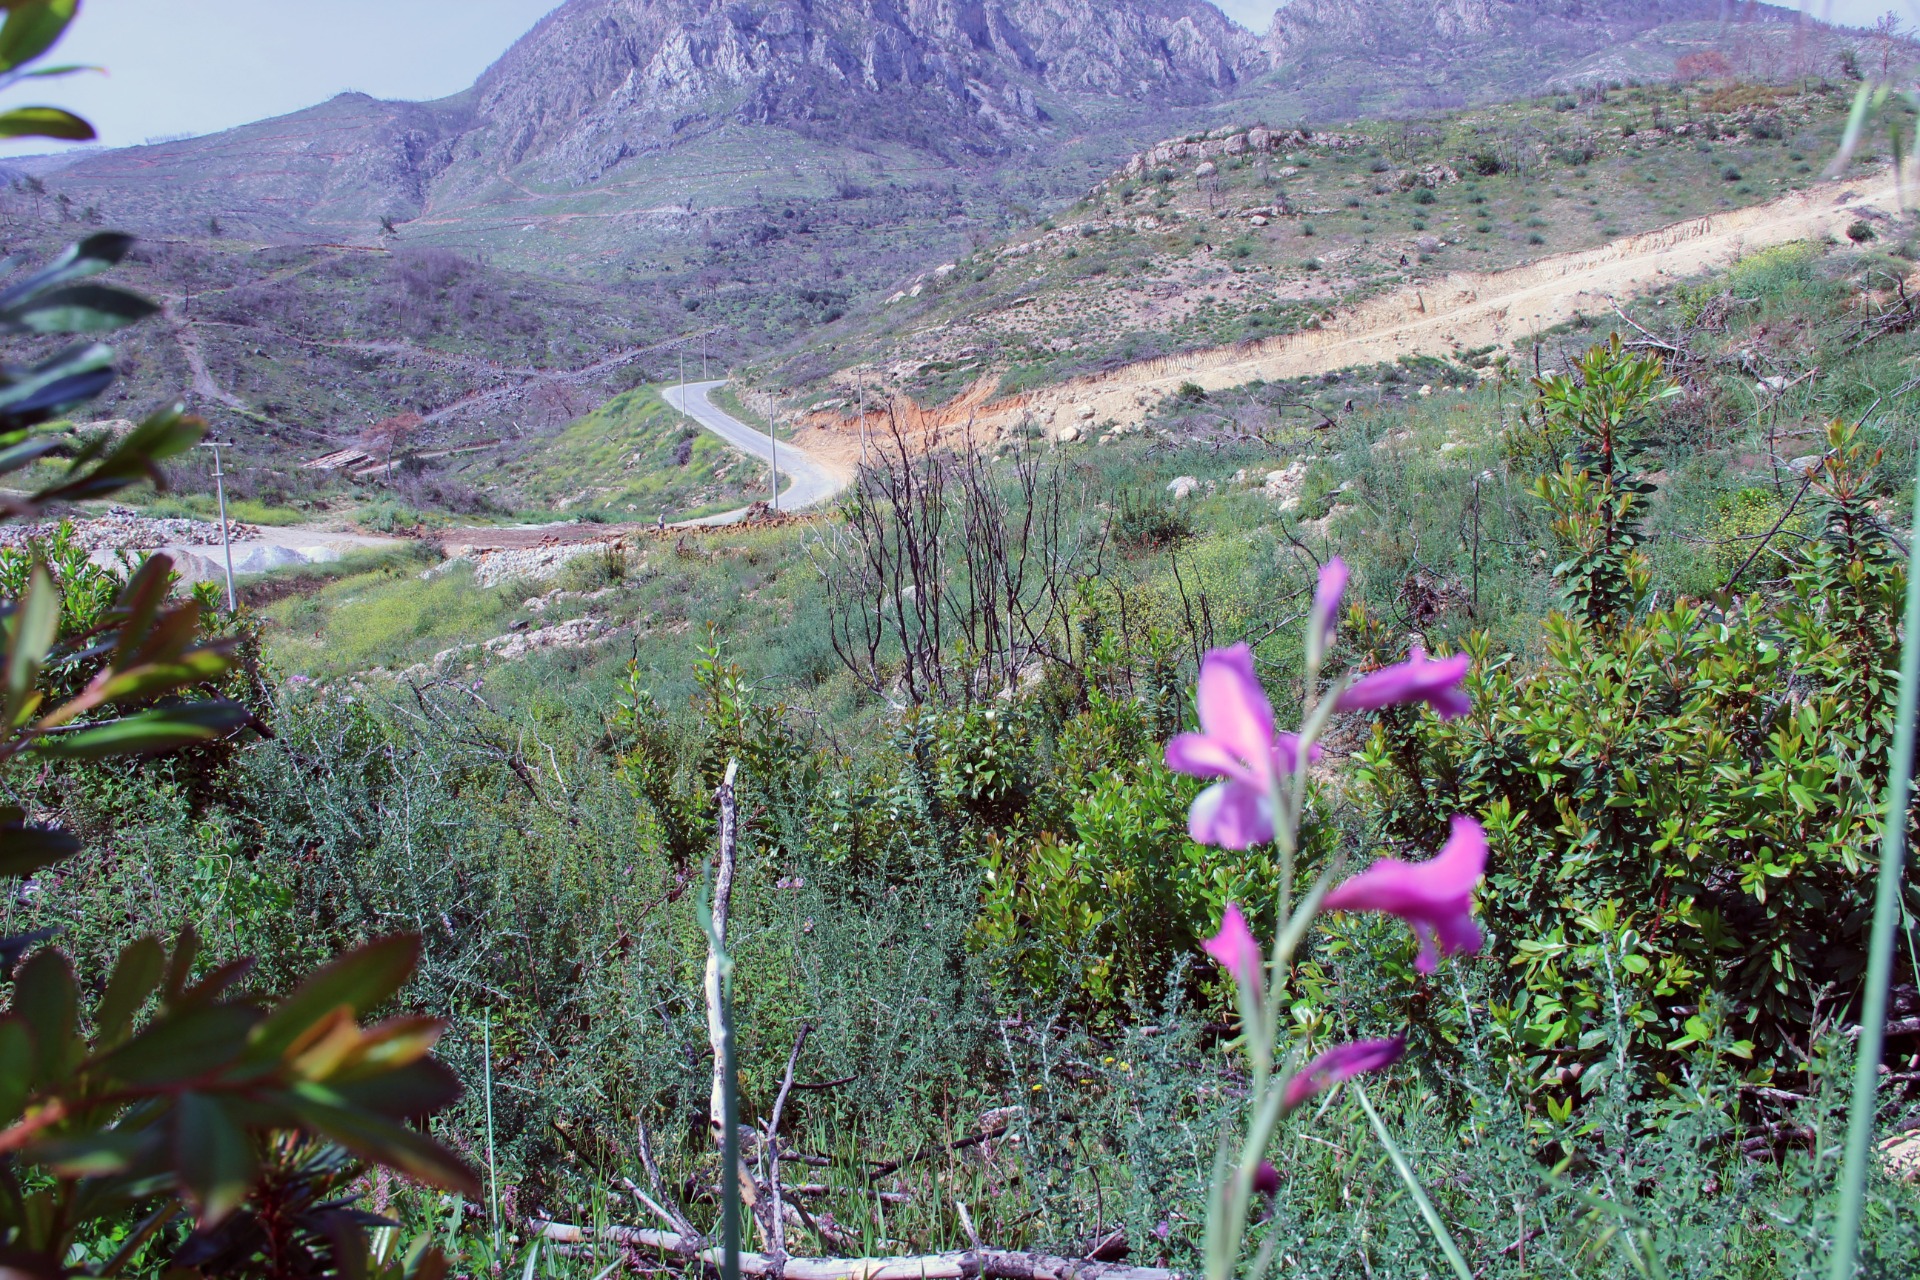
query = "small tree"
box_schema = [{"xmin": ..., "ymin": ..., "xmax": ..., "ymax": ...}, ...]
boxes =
[
  {"xmin": 364, "ymin": 411, "xmax": 423, "ymax": 479},
  {"xmin": 1528, "ymin": 335, "xmax": 1678, "ymax": 629}
]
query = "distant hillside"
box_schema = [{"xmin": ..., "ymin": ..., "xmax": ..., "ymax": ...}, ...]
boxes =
[
  {"xmin": 1245, "ymin": 1, "xmax": 1826, "ymax": 119},
  {"xmin": 39, "ymin": 1, "xmax": 1851, "ymax": 271}
]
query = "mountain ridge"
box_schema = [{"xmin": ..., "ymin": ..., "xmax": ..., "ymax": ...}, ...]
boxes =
[{"xmin": 42, "ymin": 0, "xmax": 1825, "ymax": 254}]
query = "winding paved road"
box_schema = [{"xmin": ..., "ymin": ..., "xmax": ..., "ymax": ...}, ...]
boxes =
[{"xmin": 663, "ymin": 379, "xmax": 847, "ymax": 518}]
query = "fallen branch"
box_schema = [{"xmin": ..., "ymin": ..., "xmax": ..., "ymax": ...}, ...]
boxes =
[
  {"xmin": 865, "ymin": 1123, "xmax": 1013, "ymax": 1182},
  {"xmin": 761, "ymin": 1024, "xmax": 812, "ymax": 1275},
  {"xmin": 1846, "ymin": 1016, "xmax": 1920, "ymax": 1039},
  {"xmin": 531, "ymin": 1223, "xmax": 1181, "ymax": 1280}
]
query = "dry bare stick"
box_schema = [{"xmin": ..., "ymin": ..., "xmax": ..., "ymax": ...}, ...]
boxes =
[
  {"xmin": 761, "ymin": 1023, "xmax": 814, "ymax": 1274},
  {"xmin": 865, "ymin": 1118, "xmax": 1015, "ymax": 1182},
  {"xmin": 531, "ymin": 1223, "xmax": 1182, "ymax": 1280},
  {"xmin": 707, "ymin": 757, "xmax": 764, "ymax": 1259},
  {"xmin": 955, "ymin": 1200, "xmax": 983, "ymax": 1252},
  {"xmin": 625, "ymin": 1116, "xmax": 701, "ymax": 1242}
]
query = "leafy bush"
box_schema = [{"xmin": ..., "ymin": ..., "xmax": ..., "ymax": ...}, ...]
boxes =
[{"xmin": 1355, "ymin": 418, "xmax": 1915, "ymax": 1085}]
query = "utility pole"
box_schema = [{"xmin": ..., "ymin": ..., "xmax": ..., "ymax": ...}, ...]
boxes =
[
  {"xmin": 702, "ymin": 329, "xmax": 709, "ymax": 382},
  {"xmin": 197, "ymin": 440, "xmax": 236, "ymax": 612},
  {"xmin": 769, "ymin": 408, "xmax": 779, "ymax": 512}
]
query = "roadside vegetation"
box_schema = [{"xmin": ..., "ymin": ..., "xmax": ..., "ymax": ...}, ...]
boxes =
[
  {"xmin": 24, "ymin": 230, "xmax": 1902, "ymax": 1276},
  {"xmin": 6, "ymin": 2, "xmax": 1920, "ymax": 1272}
]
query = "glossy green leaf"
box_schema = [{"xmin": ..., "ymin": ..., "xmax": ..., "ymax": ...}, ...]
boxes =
[
  {"xmin": 6, "ymin": 562, "xmax": 57, "ymax": 720},
  {"xmin": 32, "ymin": 700, "xmax": 250, "ymax": 760},
  {"xmin": 108, "ymin": 557, "xmax": 174, "ymax": 667},
  {"xmin": 163, "ymin": 923, "xmax": 200, "ymax": 1002},
  {"xmin": 0, "ymin": 0, "xmax": 77, "ymax": 73},
  {"xmin": 0, "ymin": 820, "xmax": 77, "ymax": 878},
  {"xmin": 0, "ymin": 282, "xmax": 157, "ymax": 335},
  {"xmin": 34, "ymin": 1130, "xmax": 152, "ymax": 1177},
  {"xmin": 0, "ymin": 104, "xmax": 90, "ymax": 141},
  {"xmin": 94, "ymin": 648, "xmax": 235, "ymax": 705},
  {"xmin": 329, "ymin": 1059, "xmax": 462, "ymax": 1119},
  {"xmin": 10, "ymin": 947, "xmax": 75, "ymax": 1087},
  {"xmin": 0, "ymin": 234, "xmax": 133, "ymax": 311},
  {"xmin": 173, "ymin": 1093, "xmax": 256, "ymax": 1224},
  {"xmin": 35, "ymin": 405, "xmax": 204, "ymax": 500},
  {"xmin": 0, "ymin": 340, "xmax": 114, "ymax": 427},
  {"xmin": 95, "ymin": 936, "xmax": 165, "ymax": 1051},
  {"xmin": 96, "ymin": 1003, "xmax": 257, "ymax": 1088},
  {"xmin": 281, "ymin": 1091, "xmax": 478, "ymax": 1196},
  {"xmin": 0, "ymin": 434, "xmax": 66, "ymax": 479},
  {"xmin": 249, "ymin": 936, "xmax": 420, "ymax": 1060},
  {"xmin": 0, "ymin": 1017, "xmax": 33, "ymax": 1125}
]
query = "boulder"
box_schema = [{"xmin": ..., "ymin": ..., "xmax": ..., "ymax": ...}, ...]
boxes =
[{"xmin": 1167, "ymin": 475, "xmax": 1201, "ymax": 500}]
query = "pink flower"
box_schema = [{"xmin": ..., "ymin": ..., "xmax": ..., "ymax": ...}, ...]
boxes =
[
  {"xmin": 1281, "ymin": 1038, "xmax": 1405, "ymax": 1111},
  {"xmin": 1203, "ymin": 903, "xmax": 1265, "ymax": 1005},
  {"xmin": 1336, "ymin": 647, "xmax": 1471, "ymax": 720},
  {"xmin": 1323, "ymin": 816, "xmax": 1488, "ymax": 973},
  {"xmin": 1252, "ymin": 1160, "xmax": 1279, "ymax": 1197},
  {"xmin": 1165, "ymin": 644, "xmax": 1321, "ymax": 849},
  {"xmin": 1311, "ymin": 558, "xmax": 1348, "ymax": 655}
]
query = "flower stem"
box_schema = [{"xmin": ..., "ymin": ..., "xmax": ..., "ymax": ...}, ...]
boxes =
[
  {"xmin": 1827, "ymin": 448, "xmax": 1920, "ymax": 1280},
  {"xmin": 1354, "ymin": 1083, "xmax": 1474, "ymax": 1280}
]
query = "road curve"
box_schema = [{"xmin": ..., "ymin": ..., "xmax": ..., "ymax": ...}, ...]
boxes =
[{"xmin": 663, "ymin": 379, "xmax": 846, "ymax": 518}]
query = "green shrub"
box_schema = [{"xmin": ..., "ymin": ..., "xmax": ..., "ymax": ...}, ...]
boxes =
[{"xmin": 1352, "ymin": 421, "xmax": 1913, "ymax": 1086}]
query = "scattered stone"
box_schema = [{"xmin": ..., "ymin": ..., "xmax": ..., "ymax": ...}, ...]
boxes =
[
  {"xmin": 0, "ymin": 511, "xmax": 261, "ymax": 553},
  {"xmin": 484, "ymin": 616, "xmax": 608, "ymax": 662},
  {"xmin": 1052, "ymin": 424, "xmax": 1082, "ymax": 443},
  {"xmin": 1167, "ymin": 476, "xmax": 1201, "ymax": 500},
  {"xmin": 1883, "ymin": 1130, "xmax": 1920, "ymax": 1182},
  {"xmin": 1262, "ymin": 461, "xmax": 1309, "ymax": 508},
  {"xmin": 1194, "ymin": 161, "xmax": 1218, "ymax": 178},
  {"xmin": 446, "ymin": 542, "xmax": 604, "ymax": 588}
]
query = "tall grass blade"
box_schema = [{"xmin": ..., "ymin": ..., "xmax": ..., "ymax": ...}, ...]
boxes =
[
  {"xmin": 1827, "ymin": 448, "xmax": 1920, "ymax": 1278},
  {"xmin": 1354, "ymin": 1084, "xmax": 1474, "ymax": 1280}
]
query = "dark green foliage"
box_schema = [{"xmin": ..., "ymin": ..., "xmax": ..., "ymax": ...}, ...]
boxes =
[{"xmin": 1353, "ymin": 418, "xmax": 1915, "ymax": 1087}]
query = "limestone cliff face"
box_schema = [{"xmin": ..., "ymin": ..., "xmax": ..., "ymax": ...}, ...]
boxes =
[
  {"xmin": 457, "ymin": 0, "xmax": 1262, "ymax": 181},
  {"xmin": 1264, "ymin": 0, "xmax": 1758, "ymax": 57}
]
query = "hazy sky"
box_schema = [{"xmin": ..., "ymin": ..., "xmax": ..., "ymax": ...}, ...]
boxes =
[{"xmin": 3, "ymin": 0, "xmax": 1914, "ymax": 152}]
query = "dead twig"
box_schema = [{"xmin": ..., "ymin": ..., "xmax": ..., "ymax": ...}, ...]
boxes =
[{"xmin": 531, "ymin": 1222, "xmax": 1180, "ymax": 1280}]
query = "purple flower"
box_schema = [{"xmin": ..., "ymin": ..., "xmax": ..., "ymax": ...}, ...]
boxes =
[
  {"xmin": 1165, "ymin": 644, "xmax": 1321, "ymax": 849},
  {"xmin": 1311, "ymin": 558, "xmax": 1348, "ymax": 657},
  {"xmin": 1281, "ymin": 1038, "xmax": 1406, "ymax": 1111},
  {"xmin": 1252, "ymin": 1160, "xmax": 1280, "ymax": 1197},
  {"xmin": 1322, "ymin": 816, "xmax": 1488, "ymax": 973},
  {"xmin": 1203, "ymin": 903, "xmax": 1265, "ymax": 1006},
  {"xmin": 1336, "ymin": 646, "xmax": 1471, "ymax": 720}
]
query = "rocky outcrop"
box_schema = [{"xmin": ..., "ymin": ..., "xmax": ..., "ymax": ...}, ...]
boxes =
[{"xmin": 1117, "ymin": 124, "xmax": 1364, "ymax": 179}]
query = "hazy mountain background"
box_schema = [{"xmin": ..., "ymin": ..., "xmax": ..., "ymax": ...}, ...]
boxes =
[{"xmin": 0, "ymin": 0, "xmax": 1889, "ymax": 466}]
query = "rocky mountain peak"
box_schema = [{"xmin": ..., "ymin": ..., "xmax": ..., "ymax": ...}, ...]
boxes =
[{"xmin": 461, "ymin": 0, "xmax": 1263, "ymax": 180}]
